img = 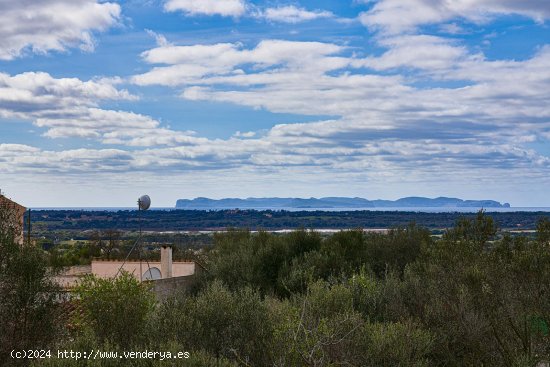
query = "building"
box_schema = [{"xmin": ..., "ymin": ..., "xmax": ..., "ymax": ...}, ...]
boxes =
[
  {"xmin": 0, "ymin": 191, "xmax": 26, "ymax": 244},
  {"xmin": 90, "ymin": 246, "xmax": 197, "ymax": 281},
  {"xmin": 55, "ymin": 245, "xmax": 204, "ymax": 300}
]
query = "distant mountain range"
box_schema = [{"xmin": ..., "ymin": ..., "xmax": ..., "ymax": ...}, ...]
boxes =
[{"xmin": 175, "ymin": 197, "xmax": 511, "ymax": 209}]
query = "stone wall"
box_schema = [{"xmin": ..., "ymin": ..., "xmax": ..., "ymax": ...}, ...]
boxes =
[
  {"xmin": 0, "ymin": 194, "xmax": 26, "ymax": 244},
  {"xmin": 150, "ymin": 275, "xmax": 197, "ymax": 301}
]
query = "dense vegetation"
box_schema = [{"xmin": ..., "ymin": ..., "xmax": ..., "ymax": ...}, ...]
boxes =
[
  {"xmin": 2, "ymin": 205, "xmax": 550, "ymax": 366},
  {"xmin": 31, "ymin": 208, "xmax": 548, "ymax": 232},
  {"xmin": 0, "ymin": 206, "xmax": 62, "ymax": 366}
]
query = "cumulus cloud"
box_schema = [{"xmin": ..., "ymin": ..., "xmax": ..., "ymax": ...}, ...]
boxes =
[
  {"xmin": 2, "ymin": 1, "xmax": 549, "ymax": 202},
  {"xmin": 259, "ymin": 5, "xmax": 333, "ymax": 23},
  {"xmin": 1, "ymin": 132, "xmax": 547, "ymax": 188},
  {"xmin": 138, "ymin": 39, "xmax": 344, "ymax": 67},
  {"xmin": 0, "ymin": 71, "xmax": 206, "ymax": 146},
  {"xmin": 132, "ymin": 38, "xmax": 550, "ymax": 126},
  {"xmin": 0, "ymin": 144, "xmax": 134, "ymax": 174},
  {"xmin": 164, "ymin": 0, "xmax": 246, "ymax": 17},
  {"xmin": 234, "ymin": 131, "xmax": 256, "ymax": 138},
  {"xmin": 132, "ymin": 40, "xmax": 345, "ymax": 87},
  {"xmin": 356, "ymin": 34, "xmax": 469, "ymax": 71},
  {"xmin": 163, "ymin": 0, "xmax": 337, "ymax": 23},
  {"xmin": 126, "ymin": 34, "xmax": 550, "ymax": 184},
  {"xmin": 358, "ymin": 0, "xmax": 550, "ymax": 33},
  {"xmin": 0, "ymin": 0, "xmax": 120, "ymax": 60}
]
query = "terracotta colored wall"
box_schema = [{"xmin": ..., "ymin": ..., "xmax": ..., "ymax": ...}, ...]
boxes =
[{"xmin": 91, "ymin": 260, "xmax": 195, "ymax": 280}]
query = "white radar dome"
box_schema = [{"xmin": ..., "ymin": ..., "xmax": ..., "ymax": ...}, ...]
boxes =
[{"xmin": 138, "ymin": 195, "xmax": 151, "ymax": 210}]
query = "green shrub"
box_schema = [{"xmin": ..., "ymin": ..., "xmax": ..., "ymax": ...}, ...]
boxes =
[
  {"xmin": 153, "ymin": 280, "xmax": 272, "ymax": 365},
  {"xmin": 1, "ymin": 206, "xmax": 62, "ymax": 365},
  {"xmin": 74, "ymin": 272, "xmax": 156, "ymax": 348}
]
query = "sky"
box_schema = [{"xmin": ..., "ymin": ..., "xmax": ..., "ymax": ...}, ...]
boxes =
[{"xmin": 0, "ymin": 0, "xmax": 549, "ymax": 207}]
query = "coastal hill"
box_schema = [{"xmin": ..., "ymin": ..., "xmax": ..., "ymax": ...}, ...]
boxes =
[{"xmin": 175, "ymin": 196, "xmax": 511, "ymax": 209}]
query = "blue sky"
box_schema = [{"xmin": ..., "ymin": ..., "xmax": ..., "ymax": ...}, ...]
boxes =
[{"xmin": 0, "ymin": 0, "xmax": 549, "ymax": 207}]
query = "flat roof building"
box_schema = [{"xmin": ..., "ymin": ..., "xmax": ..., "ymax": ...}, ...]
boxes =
[{"xmin": 55, "ymin": 246, "xmax": 204, "ymax": 300}]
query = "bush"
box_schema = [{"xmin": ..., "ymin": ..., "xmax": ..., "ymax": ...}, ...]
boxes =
[
  {"xmin": 74, "ymin": 271, "xmax": 156, "ymax": 348},
  {"xmin": 153, "ymin": 280, "xmax": 272, "ymax": 365},
  {"xmin": 0, "ymin": 206, "xmax": 62, "ymax": 365},
  {"xmin": 269, "ymin": 279, "xmax": 433, "ymax": 367},
  {"xmin": 23, "ymin": 211, "xmax": 550, "ymax": 366}
]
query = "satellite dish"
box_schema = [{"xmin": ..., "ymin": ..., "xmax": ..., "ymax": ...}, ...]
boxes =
[
  {"xmin": 143, "ymin": 267, "xmax": 161, "ymax": 280},
  {"xmin": 138, "ymin": 195, "xmax": 151, "ymax": 211}
]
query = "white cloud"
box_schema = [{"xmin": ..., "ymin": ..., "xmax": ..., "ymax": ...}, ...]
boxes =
[
  {"xmin": 131, "ymin": 38, "xmax": 550, "ymax": 129},
  {"xmin": 439, "ymin": 23, "xmax": 469, "ymax": 35},
  {"xmin": 1, "ymin": 130, "xmax": 547, "ymax": 188},
  {"xmin": 139, "ymin": 40, "xmax": 343, "ymax": 67},
  {"xmin": 2, "ymin": 3, "xmax": 549, "ymax": 205},
  {"xmin": 164, "ymin": 0, "xmax": 246, "ymax": 17},
  {"xmin": 0, "ymin": 0, "xmax": 120, "ymax": 60},
  {"xmin": 145, "ymin": 29, "xmax": 171, "ymax": 47},
  {"xmin": 163, "ymin": 1, "xmax": 337, "ymax": 23},
  {"xmin": 234, "ymin": 131, "xmax": 256, "ymax": 138},
  {"xmin": 132, "ymin": 40, "xmax": 345, "ymax": 86},
  {"xmin": 127, "ymin": 36, "xmax": 550, "ymax": 186},
  {"xmin": 0, "ymin": 71, "xmax": 202, "ymax": 146},
  {"xmin": 260, "ymin": 5, "xmax": 333, "ymax": 23},
  {"xmin": 358, "ymin": 0, "xmax": 550, "ymax": 34},
  {"xmin": 357, "ymin": 35, "xmax": 468, "ymax": 71}
]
